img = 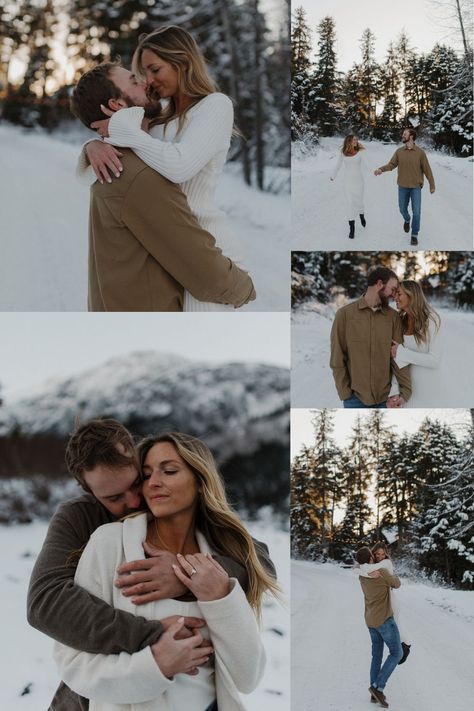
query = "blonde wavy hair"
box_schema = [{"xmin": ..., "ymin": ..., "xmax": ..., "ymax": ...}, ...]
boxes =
[
  {"xmin": 399, "ymin": 280, "xmax": 441, "ymax": 345},
  {"xmin": 342, "ymin": 134, "xmax": 365, "ymax": 156},
  {"xmin": 131, "ymin": 25, "xmax": 218, "ymax": 134},
  {"xmin": 137, "ymin": 432, "xmax": 280, "ymax": 619}
]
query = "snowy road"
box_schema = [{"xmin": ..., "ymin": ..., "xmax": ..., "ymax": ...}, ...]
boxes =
[
  {"xmin": 1, "ymin": 518, "xmax": 289, "ymax": 710},
  {"xmin": 292, "ymin": 560, "xmax": 474, "ymax": 711},
  {"xmin": 292, "ymin": 137, "xmax": 473, "ymax": 250},
  {"xmin": 291, "ymin": 305, "xmax": 474, "ymax": 408},
  {"xmin": 0, "ymin": 125, "xmax": 289, "ymax": 311}
]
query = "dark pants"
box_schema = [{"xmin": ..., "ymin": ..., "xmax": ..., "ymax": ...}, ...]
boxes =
[
  {"xmin": 205, "ymin": 703, "xmax": 218, "ymax": 711},
  {"xmin": 343, "ymin": 393, "xmax": 387, "ymax": 409}
]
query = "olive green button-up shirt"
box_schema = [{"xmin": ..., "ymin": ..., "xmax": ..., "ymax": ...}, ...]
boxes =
[
  {"xmin": 379, "ymin": 144, "xmax": 435, "ymax": 190},
  {"xmin": 330, "ymin": 297, "xmax": 412, "ymax": 406}
]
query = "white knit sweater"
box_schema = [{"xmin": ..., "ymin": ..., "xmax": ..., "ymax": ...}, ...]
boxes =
[
  {"xmin": 78, "ymin": 93, "xmax": 244, "ymax": 312},
  {"xmin": 53, "ymin": 514, "xmax": 265, "ymax": 711}
]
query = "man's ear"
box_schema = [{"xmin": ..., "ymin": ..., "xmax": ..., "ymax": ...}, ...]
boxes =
[{"xmin": 107, "ymin": 97, "xmax": 127, "ymax": 112}]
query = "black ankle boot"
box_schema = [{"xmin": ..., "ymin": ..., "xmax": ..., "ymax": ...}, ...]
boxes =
[
  {"xmin": 359, "ymin": 213, "xmax": 366, "ymax": 228},
  {"xmin": 348, "ymin": 220, "xmax": 355, "ymax": 239}
]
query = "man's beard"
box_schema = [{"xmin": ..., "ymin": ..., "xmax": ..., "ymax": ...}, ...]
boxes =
[
  {"xmin": 122, "ymin": 92, "xmax": 162, "ymax": 120},
  {"xmin": 379, "ymin": 291, "xmax": 389, "ymax": 308}
]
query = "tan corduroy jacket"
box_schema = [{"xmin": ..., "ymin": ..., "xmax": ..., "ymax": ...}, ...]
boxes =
[
  {"xmin": 359, "ymin": 569, "xmax": 401, "ymax": 629},
  {"xmin": 379, "ymin": 144, "xmax": 435, "ymax": 190},
  {"xmin": 88, "ymin": 150, "xmax": 255, "ymax": 311},
  {"xmin": 330, "ymin": 297, "xmax": 412, "ymax": 405}
]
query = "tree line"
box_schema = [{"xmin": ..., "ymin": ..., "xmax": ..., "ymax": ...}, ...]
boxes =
[
  {"xmin": 291, "ymin": 409, "xmax": 474, "ymax": 589},
  {"xmin": 0, "ymin": 0, "xmax": 290, "ymax": 189},
  {"xmin": 291, "ymin": 4, "xmax": 473, "ymax": 155},
  {"xmin": 291, "ymin": 251, "xmax": 474, "ymax": 308}
]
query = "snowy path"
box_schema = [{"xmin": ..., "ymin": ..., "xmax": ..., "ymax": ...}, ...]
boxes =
[
  {"xmin": 291, "ymin": 306, "xmax": 474, "ymax": 407},
  {"xmin": 0, "ymin": 519, "xmax": 289, "ymax": 710},
  {"xmin": 0, "ymin": 125, "xmax": 289, "ymax": 311},
  {"xmin": 292, "ymin": 560, "xmax": 474, "ymax": 711},
  {"xmin": 292, "ymin": 137, "xmax": 473, "ymax": 250}
]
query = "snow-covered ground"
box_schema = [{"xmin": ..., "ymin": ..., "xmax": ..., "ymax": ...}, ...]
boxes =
[
  {"xmin": 292, "ymin": 560, "xmax": 474, "ymax": 711},
  {"xmin": 292, "ymin": 137, "xmax": 473, "ymax": 250},
  {"xmin": 291, "ymin": 304, "xmax": 474, "ymax": 407},
  {"xmin": 0, "ymin": 516, "xmax": 289, "ymax": 710},
  {"xmin": 0, "ymin": 124, "xmax": 289, "ymax": 311}
]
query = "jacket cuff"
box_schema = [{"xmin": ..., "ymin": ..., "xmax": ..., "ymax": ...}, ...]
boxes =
[{"xmin": 197, "ymin": 578, "xmax": 247, "ymax": 620}]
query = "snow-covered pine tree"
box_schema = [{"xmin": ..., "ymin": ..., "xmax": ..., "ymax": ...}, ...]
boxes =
[
  {"xmin": 291, "ymin": 251, "xmax": 331, "ymax": 305},
  {"xmin": 357, "ymin": 28, "xmax": 380, "ymax": 137},
  {"xmin": 307, "ymin": 15, "xmax": 339, "ymax": 136},
  {"xmin": 377, "ymin": 42, "xmax": 402, "ymax": 140},
  {"xmin": 291, "ymin": 446, "xmax": 323, "ymax": 560},
  {"xmin": 291, "ymin": 5, "xmax": 313, "ymax": 123},
  {"xmin": 448, "ymin": 252, "xmax": 474, "ymax": 308},
  {"xmin": 366, "ymin": 411, "xmax": 394, "ymax": 539}
]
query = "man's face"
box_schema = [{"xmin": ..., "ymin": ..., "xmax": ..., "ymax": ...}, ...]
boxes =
[
  {"xmin": 83, "ymin": 462, "xmax": 143, "ymax": 518},
  {"xmin": 402, "ymin": 129, "xmax": 411, "ymax": 143},
  {"xmin": 109, "ymin": 66, "xmax": 148, "ymax": 108},
  {"xmin": 379, "ymin": 277, "xmax": 399, "ymax": 305}
]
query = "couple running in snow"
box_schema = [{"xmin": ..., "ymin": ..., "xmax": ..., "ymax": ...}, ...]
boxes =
[
  {"xmin": 354, "ymin": 542, "xmax": 410, "ymax": 708},
  {"xmin": 330, "ymin": 129, "xmax": 436, "ymax": 246}
]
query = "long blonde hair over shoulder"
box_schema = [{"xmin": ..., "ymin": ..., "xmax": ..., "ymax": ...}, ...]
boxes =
[
  {"xmin": 399, "ymin": 280, "xmax": 441, "ymax": 345},
  {"xmin": 132, "ymin": 25, "xmax": 218, "ymax": 134},
  {"xmin": 137, "ymin": 432, "xmax": 280, "ymax": 619}
]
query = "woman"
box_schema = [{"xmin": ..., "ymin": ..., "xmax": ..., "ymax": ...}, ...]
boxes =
[
  {"xmin": 80, "ymin": 25, "xmax": 248, "ymax": 312},
  {"xmin": 391, "ymin": 280, "xmax": 442, "ymax": 407},
  {"xmin": 54, "ymin": 432, "xmax": 278, "ymax": 710},
  {"xmin": 354, "ymin": 543, "xmax": 411, "ymax": 665},
  {"xmin": 330, "ymin": 135, "xmax": 366, "ymax": 239}
]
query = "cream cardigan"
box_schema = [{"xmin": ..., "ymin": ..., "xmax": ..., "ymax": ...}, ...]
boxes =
[{"xmin": 53, "ymin": 514, "xmax": 265, "ymax": 710}]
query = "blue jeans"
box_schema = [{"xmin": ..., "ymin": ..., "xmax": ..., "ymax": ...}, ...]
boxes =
[
  {"xmin": 398, "ymin": 186, "xmax": 422, "ymax": 235},
  {"xmin": 343, "ymin": 393, "xmax": 387, "ymax": 409},
  {"xmin": 369, "ymin": 617, "xmax": 403, "ymax": 691}
]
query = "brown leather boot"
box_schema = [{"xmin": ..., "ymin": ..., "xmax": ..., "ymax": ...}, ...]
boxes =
[{"xmin": 369, "ymin": 686, "xmax": 389, "ymax": 707}]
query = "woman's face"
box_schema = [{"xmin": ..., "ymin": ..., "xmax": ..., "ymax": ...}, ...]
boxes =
[
  {"xmin": 142, "ymin": 442, "xmax": 199, "ymax": 519},
  {"xmin": 395, "ymin": 287, "xmax": 411, "ymax": 311},
  {"xmin": 373, "ymin": 548, "xmax": 386, "ymax": 562},
  {"xmin": 351, "ymin": 137, "xmax": 358, "ymax": 149},
  {"xmin": 141, "ymin": 49, "xmax": 180, "ymax": 98}
]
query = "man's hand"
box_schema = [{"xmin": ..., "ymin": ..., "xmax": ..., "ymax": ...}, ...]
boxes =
[
  {"xmin": 115, "ymin": 545, "xmax": 187, "ymax": 604},
  {"xmin": 172, "ymin": 553, "xmax": 230, "ymax": 602},
  {"xmin": 390, "ymin": 340, "xmax": 399, "ymax": 359},
  {"xmin": 150, "ymin": 618, "xmax": 213, "ymax": 679},
  {"xmin": 387, "ymin": 395, "xmax": 405, "ymax": 408},
  {"xmin": 374, "ymin": 169, "xmax": 382, "ymax": 176},
  {"xmin": 85, "ymin": 140, "xmax": 123, "ymax": 184},
  {"xmin": 430, "ymin": 187, "xmax": 436, "ymax": 194},
  {"xmin": 368, "ymin": 570, "xmax": 381, "ymax": 579}
]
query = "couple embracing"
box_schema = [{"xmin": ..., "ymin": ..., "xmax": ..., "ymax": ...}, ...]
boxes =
[
  {"xmin": 354, "ymin": 542, "xmax": 411, "ymax": 708},
  {"xmin": 331, "ymin": 129, "xmax": 435, "ymax": 245},
  {"xmin": 71, "ymin": 25, "xmax": 255, "ymax": 312},
  {"xmin": 330, "ymin": 266, "xmax": 442, "ymax": 408},
  {"xmin": 27, "ymin": 419, "xmax": 279, "ymax": 710}
]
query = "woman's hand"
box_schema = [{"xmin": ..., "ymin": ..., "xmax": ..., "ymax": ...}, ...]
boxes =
[
  {"xmin": 90, "ymin": 104, "xmax": 115, "ymax": 137},
  {"xmin": 390, "ymin": 340, "xmax": 399, "ymax": 359},
  {"xmin": 151, "ymin": 617, "xmax": 213, "ymax": 679},
  {"xmin": 85, "ymin": 141, "xmax": 124, "ymax": 184},
  {"xmin": 173, "ymin": 552, "xmax": 230, "ymax": 601}
]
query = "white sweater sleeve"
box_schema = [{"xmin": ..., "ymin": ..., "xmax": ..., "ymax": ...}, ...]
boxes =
[
  {"xmin": 331, "ymin": 153, "xmax": 343, "ymax": 180},
  {"xmin": 76, "ymin": 138, "xmax": 101, "ymax": 184},
  {"xmin": 53, "ymin": 526, "xmax": 174, "ymax": 703},
  {"xmin": 198, "ymin": 579, "xmax": 266, "ymax": 694},
  {"xmin": 358, "ymin": 559, "xmax": 394, "ymax": 578},
  {"xmin": 104, "ymin": 93, "xmax": 234, "ymax": 183},
  {"xmin": 395, "ymin": 321, "xmax": 441, "ymax": 369}
]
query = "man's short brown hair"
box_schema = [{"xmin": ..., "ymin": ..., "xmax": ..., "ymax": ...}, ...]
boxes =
[
  {"xmin": 65, "ymin": 418, "xmax": 137, "ymax": 491},
  {"xmin": 70, "ymin": 62, "xmax": 122, "ymax": 128},
  {"xmin": 367, "ymin": 266, "xmax": 398, "ymax": 287},
  {"xmin": 405, "ymin": 127, "xmax": 417, "ymax": 141},
  {"xmin": 356, "ymin": 546, "xmax": 372, "ymax": 564}
]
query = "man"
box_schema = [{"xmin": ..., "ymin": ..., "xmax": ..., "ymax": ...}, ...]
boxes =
[
  {"xmin": 330, "ymin": 266, "xmax": 412, "ymax": 408},
  {"xmin": 27, "ymin": 419, "xmax": 275, "ymax": 711},
  {"xmin": 374, "ymin": 128, "xmax": 436, "ymax": 246},
  {"xmin": 70, "ymin": 63, "xmax": 255, "ymax": 311},
  {"xmin": 356, "ymin": 546, "xmax": 403, "ymax": 708}
]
